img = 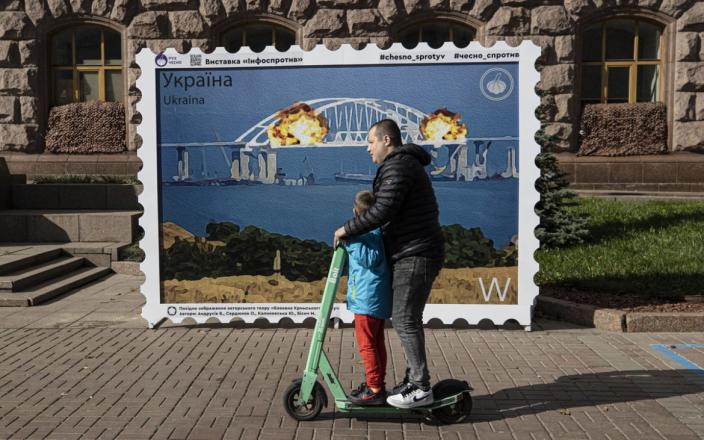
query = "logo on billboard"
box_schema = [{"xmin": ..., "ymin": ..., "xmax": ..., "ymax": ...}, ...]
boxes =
[
  {"xmin": 480, "ymin": 67, "xmax": 514, "ymax": 101},
  {"xmin": 155, "ymin": 52, "xmax": 168, "ymax": 67}
]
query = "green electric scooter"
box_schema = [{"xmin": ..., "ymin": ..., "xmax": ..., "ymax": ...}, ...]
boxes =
[{"xmin": 283, "ymin": 247, "xmax": 473, "ymax": 424}]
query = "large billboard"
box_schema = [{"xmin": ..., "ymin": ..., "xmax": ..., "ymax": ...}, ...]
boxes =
[{"xmin": 136, "ymin": 42, "xmax": 540, "ymax": 328}]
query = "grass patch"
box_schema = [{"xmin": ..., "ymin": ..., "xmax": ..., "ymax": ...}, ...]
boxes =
[
  {"xmin": 536, "ymin": 198, "xmax": 704, "ymax": 298},
  {"xmin": 33, "ymin": 175, "xmax": 139, "ymax": 184}
]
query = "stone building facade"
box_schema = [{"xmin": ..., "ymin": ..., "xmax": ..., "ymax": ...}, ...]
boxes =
[{"xmin": 0, "ymin": 0, "xmax": 703, "ymax": 156}]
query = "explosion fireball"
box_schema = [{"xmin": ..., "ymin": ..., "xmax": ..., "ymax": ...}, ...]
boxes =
[
  {"xmin": 420, "ymin": 108, "xmax": 468, "ymax": 141},
  {"xmin": 267, "ymin": 102, "xmax": 329, "ymax": 146}
]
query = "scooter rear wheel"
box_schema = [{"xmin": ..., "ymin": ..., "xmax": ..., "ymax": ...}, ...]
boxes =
[
  {"xmin": 283, "ymin": 379, "xmax": 325, "ymax": 421},
  {"xmin": 431, "ymin": 379, "xmax": 472, "ymax": 425}
]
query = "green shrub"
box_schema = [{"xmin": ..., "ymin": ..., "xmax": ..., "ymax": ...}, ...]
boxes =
[
  {"xmin": 118, "ymin": 242, "xmax": 145, "ymax": 262},
  {"xmin": 206, "ymin": 222, "xmax": 240, "ymax": 241},
  {"xmin": 162, "ymin": 237, "xmax": 232, "ymax": 280},
  {"xmin": 162, "ymin": 224, "xmax": 332, "ymax": 282},
  {"xmin": 443, "ymin": 224, "xmax": 501, "ymax": 267},
  {"xmin": 534, "ymin": 130, "xmax": 590, "ymax": 248}
]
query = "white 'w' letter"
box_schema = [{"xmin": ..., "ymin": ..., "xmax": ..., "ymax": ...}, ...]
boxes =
[{"xmin": 478, "ymin": 277, "xmax": 512, "ymax": 302}]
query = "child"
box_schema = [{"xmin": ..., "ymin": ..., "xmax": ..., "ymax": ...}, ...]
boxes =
[{"xmin": 344, "ymin": 190, "xmax": 392, "ymax": 406}]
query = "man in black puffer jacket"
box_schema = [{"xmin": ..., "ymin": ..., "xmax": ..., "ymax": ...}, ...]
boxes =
[{"xmin": 334, "ymin": 119, "xmax": 444, "ymax": 408}]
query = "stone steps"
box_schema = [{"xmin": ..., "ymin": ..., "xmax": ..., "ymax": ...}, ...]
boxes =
[
  {"xmin": 0, "ymin": 210, "xmax": 140, "ymax": 243},
  {"xmin": 0, "ymin": 248, "xmax": 63, "ymax": 275},
  {"xmin": 0, "ymin": 248, "xmax": 112, "ymax": 306},
  {"xmin": 0, "ymin": 255, "xmax": 84, "ymax": 292},
  {"xmin": 0, "ymin": 242, "xmax": 132, "ymax": 268}
]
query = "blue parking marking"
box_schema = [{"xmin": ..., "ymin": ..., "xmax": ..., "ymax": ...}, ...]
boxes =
[{"xmin": 651, "ymin": 344, "xmax": 704, "ymax": 377}]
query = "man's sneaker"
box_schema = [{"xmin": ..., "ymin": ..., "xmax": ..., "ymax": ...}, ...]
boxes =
[
  {"xmin": 349, "ymin": 386, "xmax": 387, "ymax": 406},
  {"xmin": 350, "ymin": 382, "xmax": 368, "ymax": 398},
  {"xmin": 386, "ymin": 382, "xmax": 434, "ymax": 408}
]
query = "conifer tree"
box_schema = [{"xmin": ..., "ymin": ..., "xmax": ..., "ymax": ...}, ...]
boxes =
[{"xmin": 534, "ymin": 130, "xmax": 590, "ymax": 248}]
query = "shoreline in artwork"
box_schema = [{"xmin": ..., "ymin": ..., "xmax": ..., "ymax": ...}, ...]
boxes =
[{"xmin": 159, "ymin": 221, "xmax": 518, "ymax": 305}]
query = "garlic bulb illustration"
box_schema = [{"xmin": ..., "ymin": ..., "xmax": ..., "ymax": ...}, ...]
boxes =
[{"xmin": 486, "ymin": 73, "xmax": 507, "ymax": 95}]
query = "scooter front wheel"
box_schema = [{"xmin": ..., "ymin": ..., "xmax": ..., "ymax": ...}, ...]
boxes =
[{"xmin": 283, "ymin": 379, "xmax": 326, "ymax": 421}]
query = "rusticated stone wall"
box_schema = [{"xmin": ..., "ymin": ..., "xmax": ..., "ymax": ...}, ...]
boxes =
[{"xmin": 0, "ymin": 0, "xmax": 702, "ymax": 153}]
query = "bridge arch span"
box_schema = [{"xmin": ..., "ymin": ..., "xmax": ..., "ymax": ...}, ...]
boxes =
[{"xmin": 235, "ymin": 97, "xmax": 429, "ymax": 148}]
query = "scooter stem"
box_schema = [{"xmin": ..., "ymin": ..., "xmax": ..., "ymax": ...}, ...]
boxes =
[{"xmin": 300, "ymin": 246, "xmax": 347, "ymax": 402}]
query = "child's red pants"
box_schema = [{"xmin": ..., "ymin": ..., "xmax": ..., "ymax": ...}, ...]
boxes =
[{"xmin": 354, "ymin": 314, "xmax": 387, "ymax": 390}]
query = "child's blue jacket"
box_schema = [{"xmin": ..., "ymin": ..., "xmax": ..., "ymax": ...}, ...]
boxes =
[{"xmin": 344, "ymin": 228, "xmax": 391, "ymax": 319}]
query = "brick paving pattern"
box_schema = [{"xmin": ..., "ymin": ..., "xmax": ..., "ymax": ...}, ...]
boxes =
[{"xmin": 0, "ymin": 274, "xmax": 702, "ymax": 439}]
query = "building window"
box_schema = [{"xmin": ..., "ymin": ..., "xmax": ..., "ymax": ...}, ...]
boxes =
[
  {"xmin": 221, "ymin": 23, "xmax": 296, "ymax": 53},
  {"xmin": 50, "ymin": 26, "xmax": 123, "ymax": 106},
  {"xmin": 580, "ymin": 19, "xmax": 664, "ymax": 106},
  {"xmin": 398, "ymin": 21, "xmax": 476, "ymax": 49}
]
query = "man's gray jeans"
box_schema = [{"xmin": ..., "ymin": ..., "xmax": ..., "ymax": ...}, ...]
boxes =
[{"xmin": 391, "ymin": 256, "xmax": 442, "ymax": 390}]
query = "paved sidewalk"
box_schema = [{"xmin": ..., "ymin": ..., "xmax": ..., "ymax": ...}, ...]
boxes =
[{"xmin": 0, "ymin": 274, "xmax": 703, "ymax": 440}]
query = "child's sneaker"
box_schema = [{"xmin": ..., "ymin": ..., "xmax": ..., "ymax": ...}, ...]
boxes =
[
  {"xmin": 349, "ymin": 386, "xmax": 387, "ymax": 406},
  {"xmin": 386, "ymin": 382, "xmax": 433, "ymax": 408},
  {"xmin": 350, "ymin": 382, "xmax": 368, "ymax": 398}
]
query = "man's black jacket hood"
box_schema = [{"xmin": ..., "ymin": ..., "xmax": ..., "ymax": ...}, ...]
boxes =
[{"xmin": 385, "ymin": 143, "xmax": 432, "ymax": 167}]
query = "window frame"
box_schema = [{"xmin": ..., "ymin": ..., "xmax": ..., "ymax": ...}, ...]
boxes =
[
  {"xmin": 41, "ymin": 19, "xmax": 128, "ymax": 152},
  {"xmin": 49, "ymin": 25, "xmax": 124, "ymax": 105},
  {"xmin": 398, "ymin": 22, "xmax": 477, "ymax": 48},
  {"xmin": 215, "ymin": 16, "xmax": 300, "ymax": 53},
  {"xmin": 580, "ymin": 18, "xmax": 665, "ymax": 105},
  {"xmin": 392, "ymin": 13, "xmax": 484, "ymax": 49},
  {"xmin": 574, "ymin": 8, "xmax": 676, "ymax": 150}
]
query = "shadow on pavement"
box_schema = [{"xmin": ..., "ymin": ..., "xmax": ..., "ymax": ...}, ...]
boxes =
[
  {"xmin": 468, "ymin": 369, "xmax": 703, "ymax": 423},
  {"xmin": 325, "ymin": 369, "xmax": 703, "ymax": 424}
]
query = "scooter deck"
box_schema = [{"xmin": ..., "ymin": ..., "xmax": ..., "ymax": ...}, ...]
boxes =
[{"xmin": 336, "ymin": 390, "xmax": 471, "ymax": 413}]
